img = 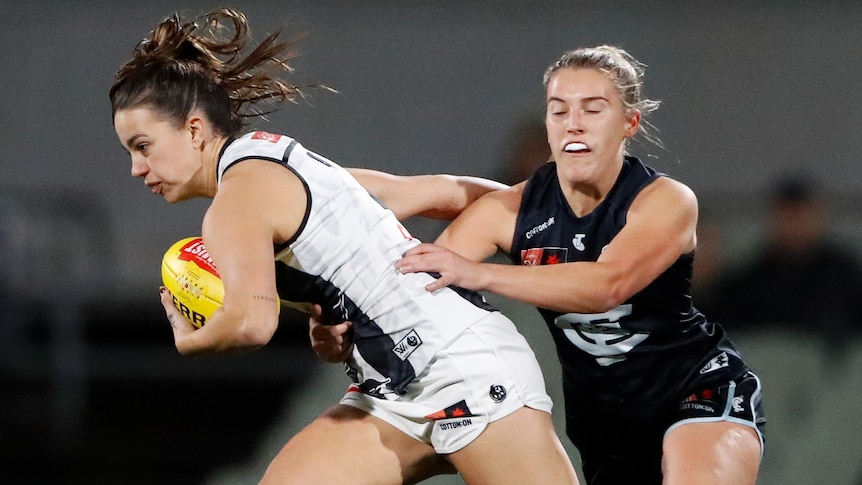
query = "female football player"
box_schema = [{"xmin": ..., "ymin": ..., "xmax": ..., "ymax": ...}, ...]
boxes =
[
  {"xmin": 110, "ymin": 7, "xmax": 578, "ymax": 485},
  {"xmin": 315, "ymin": 45, "xmax": 766, "ymax": 484}
]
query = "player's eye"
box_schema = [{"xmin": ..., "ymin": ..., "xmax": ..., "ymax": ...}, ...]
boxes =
[{"xmin": 582, "ymin": 101, "xmax": 606, "ymax": 114}]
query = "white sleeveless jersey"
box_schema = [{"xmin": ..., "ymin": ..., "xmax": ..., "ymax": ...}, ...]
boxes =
[{"xmin": 217, "ymin": 132, "xmax": 495, "ymax": 396}]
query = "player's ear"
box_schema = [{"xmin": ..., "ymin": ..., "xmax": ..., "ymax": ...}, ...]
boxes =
[
  {"xmin": 187, "ymin": 113, "xmax": 206, "ymax": 149},
  {"xmin": 624, "ymin": 110, "xmax": 641, "ymax": 139}
]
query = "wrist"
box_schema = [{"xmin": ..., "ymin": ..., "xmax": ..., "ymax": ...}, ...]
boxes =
[{"xmin": 475, "ymin": 261, "xmax": 495, "ymax": 292}]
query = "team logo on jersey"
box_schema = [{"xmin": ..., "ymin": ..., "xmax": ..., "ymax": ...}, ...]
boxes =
[
  {"xmin": 521, "ymin": 247, "xmax": 567, "ymax": 266},
  {"xmin": 699, "ymin": 351, "xmax": 729, "ymax": 374},
  {"xmin": 489, "ymin": 385, "xmax": 507, "ymax": 403},
  {"xmin": 572, "ymin": 234, "xmax": 586, "ymax": 251},
  {"xmin": 554, "ymin": 305, "xmax": 643, "ymax": 366},
  {"xmin": 251, "ymin": 131, "xmax": 282, "ymax": 143},
  {"xmin": 525, "ymin": 217, "xmax": 555, "ymax": 240},
  {"xmin": 732, "ymin": 396, "xmax": 745, "ymax": 413},
  {"xmin": 392, "ymin": 329, "xmax": 423, "ymax": 361}
]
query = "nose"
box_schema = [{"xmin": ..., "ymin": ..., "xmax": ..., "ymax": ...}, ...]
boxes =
[
  {"xmin": 130, "ymin": 155, "xmax": 148, "ymax": 178},
  {"xmin": 566, "ymin": 110, "xmax": 585, "ymax": 134}
]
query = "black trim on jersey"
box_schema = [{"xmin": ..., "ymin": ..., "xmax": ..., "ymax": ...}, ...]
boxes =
[
  {"xmin": 219, "ymin": 139, "xmax": 309, "ymax": 254},
  {"xmin": 306, "ymin": 150, "xmax": 333, "ymax": 167},
  {"xmin": 270, "ymin": 140, "xmax": 311, "ymax": 251},
  {"xmin": 275, "ymin": 262, "xmax": 417, "ymax": 394},
  {"xmin": 219, "ymin": 138, "xmax": 297, "ymax": 181},
  {"xmin": 220, "ymin": 155, "xmax": 277, "ymax": 177},
  {"xmin": 218, "ymin": 136, "xmax": 236, "ymax": 161},
  {"xmin": 426, "ymin": 272, "xmax": 496, "ymax": 312}
]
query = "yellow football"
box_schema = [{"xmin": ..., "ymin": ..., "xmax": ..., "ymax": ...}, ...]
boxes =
[{"xmin": 161, "ymin": 237, "xmax": 224, "ymax": 328}]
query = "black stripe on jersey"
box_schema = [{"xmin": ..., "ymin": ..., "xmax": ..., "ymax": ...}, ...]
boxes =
[
  {"xmin": 220, "ymin": 138, "xmax": 296, "ymax": 178},
  {"xmin": 306, "ymin": 150, "xmax": 334, "ymax": 167},
  {"xmin": 271, "ymin": 141, "xmax": 313, "ymax": 253},
  {"xmin": 275, "ymin": 262, "xmax": 417, "ymax": 394},
  {"xmin": 426, "ymin": 272, "xmax": 496, "ymax": 312}
]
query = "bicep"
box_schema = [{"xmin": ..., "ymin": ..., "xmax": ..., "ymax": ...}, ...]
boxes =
[
  {"xmin": 204, "ymin": 163, "xmax": 307, "ymax": 317},
  {"xmin": 435, "ymin": 188, "xmax": 520, "ymax": 262},
  {"xmin": 597, "ymin": 178, "xmax": 698, "ymax": 297}
]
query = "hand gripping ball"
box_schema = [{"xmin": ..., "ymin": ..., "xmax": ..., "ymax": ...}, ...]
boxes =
[{"xmin": 161, "ymin": 237, "xmax": 224, "ymax": 328}]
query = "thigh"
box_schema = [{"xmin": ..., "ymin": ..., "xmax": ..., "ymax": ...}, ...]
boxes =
[
  {"xmin": 447, "ymin": 407, "xmax": 579, "ymax": 485},
  {"xmin": 662, "ymin": 371, "xmax": 765, "ymax": 485},
  {"xmin": 662, "ymin": 421, "xmax": 761, "ymax": 485},
  {"xmin": 260, "ymin": 404, "xmax": 453, "ymax": 485}
]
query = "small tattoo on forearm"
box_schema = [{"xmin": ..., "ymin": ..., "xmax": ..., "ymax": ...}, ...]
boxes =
[{"xmin": 253, "ymin": 295, "xmax": 278, "ymax": 303}]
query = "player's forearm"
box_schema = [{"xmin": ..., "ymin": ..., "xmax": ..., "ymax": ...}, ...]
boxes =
[
  {"xmin": 174, "ymin": 308, "xmax": 275, "ymax": 357},
  {"xmin": 410, "ymin": 175, "xmax": 507, "ymax": 220},
  {"xmin": 477, "ymin": 261, "xmax": 624, "ymax": 314}
]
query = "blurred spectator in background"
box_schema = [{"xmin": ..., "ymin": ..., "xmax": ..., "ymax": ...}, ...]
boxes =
[
  {"xmin": 689, "ymin": 214, "xmax": 727, "ymax": 320},
  {"xmin": 710, "ymin": 174, "xmax": 862, "ymax": 351}
]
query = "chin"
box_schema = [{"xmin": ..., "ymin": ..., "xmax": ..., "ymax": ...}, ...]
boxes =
[{"xmin": 161, "ymin": 191, "xmax": 182, "ymax": 204}]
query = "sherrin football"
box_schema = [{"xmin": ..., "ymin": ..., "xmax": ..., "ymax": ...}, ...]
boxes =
[{"xmin": 161, "ymin": 237, "xmax": 224, "ymax": 328}]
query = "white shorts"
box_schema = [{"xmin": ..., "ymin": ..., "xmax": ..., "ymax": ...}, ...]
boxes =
[{"xmin": 339, "ymin": 311, "xmax": 552, "ymax": 454}]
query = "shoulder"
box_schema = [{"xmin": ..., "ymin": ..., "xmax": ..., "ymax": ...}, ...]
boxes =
[
  {"xmin": 638, "ymin": 175, "xmax": 697, "ymax": 210},
  {"xmin": 477, "ymin": 182, "xmax": 525, "ymax": 215},
  {"xmin": 219, "ymin": 131, "xmax": 297, "ymax": 181}
]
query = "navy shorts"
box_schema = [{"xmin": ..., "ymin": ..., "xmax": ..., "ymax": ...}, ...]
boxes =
[{"xmin": 570, "ymin": 365, "xmax": 765, "ymax": 485}]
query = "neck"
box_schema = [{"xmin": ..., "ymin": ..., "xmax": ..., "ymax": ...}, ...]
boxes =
[
  {"xmin": 199, "ymin": 136, "xmax": 229, "ymax": 198},
  {"xmin": 558, "ymin": 155, "xmax": 624, "ymax": 217}
]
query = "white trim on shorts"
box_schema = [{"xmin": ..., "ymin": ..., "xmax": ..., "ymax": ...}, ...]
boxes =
[{"xmin": 664, "ymin": 373, "xmax": 765, "ymax": 457}]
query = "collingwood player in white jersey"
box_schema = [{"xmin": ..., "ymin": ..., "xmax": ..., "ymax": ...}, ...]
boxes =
[{"xmin": 110, "ymin": 8, "xmax": 578, "ymax": 485}]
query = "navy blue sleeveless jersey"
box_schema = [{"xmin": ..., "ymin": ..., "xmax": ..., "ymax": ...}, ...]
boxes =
[{"xmin": 509, "ymin": 157, "xmax": 748, "ymax": 419}]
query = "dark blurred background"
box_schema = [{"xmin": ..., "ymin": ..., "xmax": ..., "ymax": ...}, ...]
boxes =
[{"xmin": 2, "ymin": 1, "xmax": 861, "ymax": 484}]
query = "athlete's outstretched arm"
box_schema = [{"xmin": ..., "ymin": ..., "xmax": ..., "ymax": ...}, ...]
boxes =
[
  {"xmin": 347, "ymin": 168, "xmax": 508, "ymax": 221},
  {"xmin": 398, "ymin": 178, "xmax": 699, "ymax": 314}
]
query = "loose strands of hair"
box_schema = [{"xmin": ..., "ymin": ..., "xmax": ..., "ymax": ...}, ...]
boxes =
[{"xmin": 111, "ymin": 8, "xmax": 328, "ymax": 135}]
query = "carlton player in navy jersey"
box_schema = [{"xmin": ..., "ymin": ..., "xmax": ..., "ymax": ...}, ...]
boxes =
[
  {"xmin": 109, "ymin": 8, "xmax": 579, "ymax": 485},
  {"xmin": 318, "ymin": 46, "xmax": 765, "ymax": 484}
]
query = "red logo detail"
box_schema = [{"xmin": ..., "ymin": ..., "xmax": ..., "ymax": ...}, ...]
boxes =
[
  {"xmin": 701, "ymin": 389, "xmax": 714, "ymax": 400},
  {"xmin": 425, "ymin": 409, "xmax": 448, "ymax": 420},
  {"xmin": 177, "ymin": 238, "xmax": 220, "ymax": 277},
  {"xmin": 522, "ymin": 248, "xmax": 544, "ymax": 266},
  {"xmin": 521, "ymin": 247, "xmax": 567, "ymax": 265},
  {"xmin": 251, "ymin": 131, "xmax": 282, "ymax": 143},
  {"xmin": 424, "ymin": 400, "xmax": 475, "ymax": 420}
]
